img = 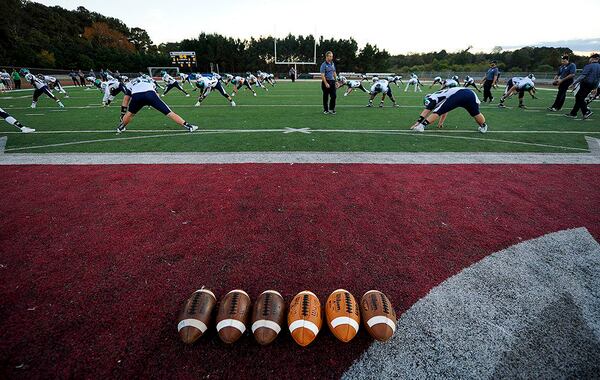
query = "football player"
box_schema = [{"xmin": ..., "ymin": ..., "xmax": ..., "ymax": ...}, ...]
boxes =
[
  {"xmin": 116, "ymin": 75, "xmax": 197, "ymax": 133},
  {"xmin": 221, "ymin": 74, "xmax": 234, "ymax": 85},
  {"xmin": 337, "ymin": 76, "xmax": 369, "ymax": 96},
  {"xmin": 257, "ymin": 71, "xmax": 276, "ymax": 87},
  {"xmin": 405, "ymin": 73, "xmax": 423, "ymax": 92},
  {"xmin": 498, "ymin": 74, "xmax": 537, "ymax": 109},
  {"xmin": 411, "ymin": 87, "xmax": 488, "ymax": 133},
  {"xmin": 246, "ymin": 72, "xmax": 268, "ymax": 91},
  {"xmin": 40, "ymin": 74, "xmax": 69, "ymax": 98},
  {"xmin": 101, "ymin": 76, "xmax": 130, "ymax": 107},
  {"xmin": 194, "ymin": 75, "xmax": 236, "ymax": 107},
  {"xmin": 20, "ymin": 69, "xmax": 64, "ymax": 108},
  {"xmin": 366, "ymin": 78, "xmax": 400, "ymax": 108},
  {"xmin": 463, "ymin": 76, "xmax": 481, "ymax": 92},
  {"xmin": 0, "ymin": 107, "xmax": 35, "ymax": 133},
  {"xmin": 430, "ymin": 76, "xmax": 443, "ymax": 88},
  {"xmin": 387, "ymin": 75, "xmax": 403, "ymax": 87},
  {"xmin": 161, "ymin": 70, "xmax": 190, "ymax": 97},
  {"xmin": 180, "ymin": 72, "xmax": 193, "ymax": 88},
  {"xmin": 440, "ymin": 76, "xmax": 460, "ymax": 90},
  {"xmin": 231, "ymin": 76, "xmax": 257, "ymax": 96}
]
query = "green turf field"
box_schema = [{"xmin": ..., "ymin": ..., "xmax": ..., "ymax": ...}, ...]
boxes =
[{"xmin": 0, "ymin": 81, "xmax": 598, "ymax": 153}]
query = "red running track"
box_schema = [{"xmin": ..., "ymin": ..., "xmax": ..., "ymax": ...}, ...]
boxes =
[{"xmin": 1, "ymin": 164, "xmax": 599, "ymax": 378}]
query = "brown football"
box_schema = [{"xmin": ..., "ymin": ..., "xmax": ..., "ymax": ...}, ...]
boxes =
[
  {"xmin": 251, "ymin": 290, "xmax": 286, "ymax": 345},
  {"xmin": 287, "ymin": 291, "xmax": 322, "ymax": 347},
  {"xmin": 177, "ymin": 288, "xmax": 217, "ymax": 344},
  {"xmin": 360, "ymin": 290, "xmax": 397, "ymax": 342},
  {"xmin": 216, "ymin": 289, "xmax": 251, "ymax": 344},
  {"xmin": 325, "ymin": 289, "xmax": 360, "ymax": 342}
]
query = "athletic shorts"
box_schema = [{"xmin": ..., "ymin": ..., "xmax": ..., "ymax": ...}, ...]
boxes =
[
  {"xmin": 433, "ymin": 90, "xmax": 480, "ymax": 117},
  {"xmin": 128, "ymin": 91, "xmax": 171, "ymax": 115}
]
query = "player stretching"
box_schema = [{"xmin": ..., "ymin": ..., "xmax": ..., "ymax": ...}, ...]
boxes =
[
  {"xmin": 246, "ymin": 72, "xmax": 268, "ymax": 91},
  {"xmin": 161, "ymin": 70, "xmax": 190, "ymax": 97},
  {"xmin": 0, "ymin": 107, "xmax": 35, "ymax": 133},
  {"xmin": 411, "ymin": 87, "xmax": 488, "ymax": 133},
  {"xmin": 116, "ymin": 75, "xmax": 197, "ymax": 134},
  {"xmin": 405, "ymin": 73, "xmax": 423, "ymax": 92},
  {"xmin": 430, "ymin": 76, "xmax": 443, "ymax": 88},
  {"xmin": 498, "ymin": 75, "xmax": 536, "ymax": 109},
  {"xmin": 101, "ymin": 76, "xmax": 130, "ymax": 107},
  {"xmin": 338, "ymin": 76, "xmax": 369, "ymax": 96},
  {"xmin": 440, "ymin": 76, "xmax": 460, "ymax": 90},
  {"xmin": 231, "ymin": 76, "xmax": 257, "ymax": 97},
  {"xmin": 20, "ymin": 69, "xmax": 64, "ymax": 108},
  {"xmin": 387, "ymin": 75, "xmax": 403, "ymax": 87},
  {"xmin": 463, "ymin": 76, "xmax": 481, "ymax": 92},
  {"xmin": 366, "ymin": 78, "xmax": 400, "ymax": 108},
  {"xmin": 194, "ymin": 75, "xmax": 236, "ymax": 107},
  {"xmin": 41, "ymin": 75, "xmax": 69, "ymax": 98}
]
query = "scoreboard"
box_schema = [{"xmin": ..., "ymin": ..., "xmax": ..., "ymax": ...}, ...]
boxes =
[{"xmin": 169, "ymin": 51, "xmax": 197, "ymax": 68}]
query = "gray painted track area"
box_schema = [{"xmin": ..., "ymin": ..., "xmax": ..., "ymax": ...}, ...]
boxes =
[{"xmin": 343, "ymin": 228, "xmax": 600, "ymax": 379}]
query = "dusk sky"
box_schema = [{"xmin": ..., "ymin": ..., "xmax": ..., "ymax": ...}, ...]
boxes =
[{"xmin": 38, "ymin": 0, "xmax": 600, "ymax": 54}]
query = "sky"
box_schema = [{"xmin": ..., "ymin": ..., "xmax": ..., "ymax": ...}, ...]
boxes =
[{"xmin": 37, "ymin": 0, "xmax": 600, "ymax": 54}]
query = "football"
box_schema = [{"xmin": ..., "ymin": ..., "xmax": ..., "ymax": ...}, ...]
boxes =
[
  {"xmin": 177, "ymin": 288, "xmax": 217, "ymax": 344},
  {"xmin": 287, "ymin": 291, "xmax": 322, "ymax": 347},
  {"xmin": 216, "ymin": 289, "xmax": 251, "ymax": 344},
  {"xmin": 251, "ymin": 290, "xmax": 286, "ymax": 345},
  {"xmin": 360, "ymin": 290, "xmax": 397, "ymax": 342},
  {"xmin": 325, "ymin": 289, "xmax": 360, "ymax": 342}
]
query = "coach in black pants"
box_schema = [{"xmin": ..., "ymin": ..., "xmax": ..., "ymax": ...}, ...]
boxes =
[
  {"xmin": 481, "ymin": 60, "xmax": 499, "ymax": 103},
  {"xmin": 549, "ymin": 55, "xmax": 576, "ymax": 111},
  {"xmin": 567, "ymin": 53, "xmax": 600, "ymax": 119},
  {"xmin": 320, "ymin": 51, "xmax": 337, "ymax": 114}
]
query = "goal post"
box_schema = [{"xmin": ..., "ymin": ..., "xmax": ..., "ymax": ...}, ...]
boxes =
[{"xmin": 274, "ymin": 37, "xmax": 318, "ymax": 78}]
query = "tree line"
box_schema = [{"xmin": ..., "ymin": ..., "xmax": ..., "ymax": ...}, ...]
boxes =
[{"xmin": 0, "ymin": 1, "xmax": 589, "ymax": 74}]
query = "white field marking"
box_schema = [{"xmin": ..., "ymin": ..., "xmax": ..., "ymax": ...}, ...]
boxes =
[
  {"xmin": 49, "ymin": 109, "xmax": 68, "ymax": 112},
  {"xmin": 318, "ymin": 129, "xmax": 589, "ymax": 152},
  {"xmin": 1, "ymin": 129, "xmax": 593, "ymax": 153},
  {"xmin": 0, "ymin": 129, "xmax": 598, "ymax": 135},
  {"xmin": 283, "ymin": 127, "xmax": 311, "ymax": 134},
  {"xmin": 24, "ymin": 114, "xmax": 44, "ymax": 116},
  {"xmin": 0, "ymin": 136, "xmax": 5, "ymax": 153},
  {"xmin": 3, "ymin": 132, "xmax": 191, "ymax": 152},
  {"xmin": 2, "ymin": 103, "xmax": 565, "ymax": 110}
]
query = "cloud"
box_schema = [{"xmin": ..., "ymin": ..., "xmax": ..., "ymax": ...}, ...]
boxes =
[{"xmin": 504, "ymin": 38, "xmax": 600, "ymax": 53}]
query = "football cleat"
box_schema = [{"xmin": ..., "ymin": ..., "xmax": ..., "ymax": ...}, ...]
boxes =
[
  {"xmin": 58, "ymin": 102, "xmax": 65, "ymax": 108},
  {"xmin": 498, "ymin": 103, "xmax": 506, "ymax": 108},
  {"xmin": 116, "ymin": 124, "xmax": 126, "ymax": 133},
  {"xmin": 185, "ymin": 94, "xmax": 190, "ymax": 97},
  {"xmin": 583, "ymin": 111, "xmax": 593, "ymax": 120},
  {"xmin": 412, "ymin": 124, "xmax": 425, "ymax": 132},
  {"xmin": 30, "ymin": 103, "xmax": 37, "ymax": 109},
  {"xmin": 478, "ymin": 125, "xmax": 488, "ymax": 133},
  {"xmin": 187, "ymin": 125, "xmax": 198, "ymax": 132},
  {"xmin": 563, "ymin": 114, "xmax": 577, "ymax": 119},
  {"xmin": 194, "ymin": 102, "xmax": 201, "ymax": 107},
  {"xmin": 20, "ymin": 127, "xmax": 35, "ymax": 133},
  {"xmin": 230, "ymin": 101, "xmax": 236, "ymax": 107},
  {"xmin": 253, "ymin": 92, "xmax": 257, "ymax": 97}
]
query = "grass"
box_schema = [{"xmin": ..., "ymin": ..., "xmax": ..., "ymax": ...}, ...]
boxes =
[{"xmin": 0, "ymin": 81, "xmax": 598, "ymax": 153}]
